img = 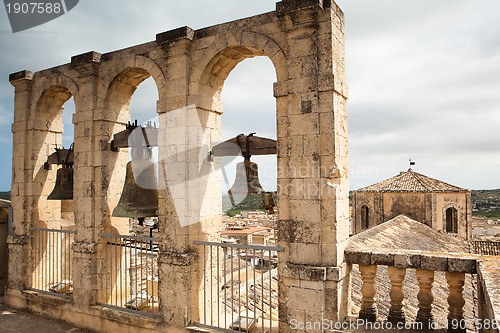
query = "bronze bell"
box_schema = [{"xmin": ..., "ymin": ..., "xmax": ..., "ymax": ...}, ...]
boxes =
[
  {"xmin": 112, "ymin": 147, "xmax": 159, "ymax": 221},
  {"xmin": 228, "ymin": 159, "xmax": 264, "ymax": 196},
  {"xmin": 48, "ymin": 165, "xmax": 74, "ymax": 200}
]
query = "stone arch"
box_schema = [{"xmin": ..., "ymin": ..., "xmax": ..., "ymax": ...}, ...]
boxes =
[
  {"xmin": 443, "ymin": 203, "xmax": 460, "ymax": 234},
  {"xmin": 361, "ymin": 204, "xmax": 370, "ymax": 230},
  {"xmin": 191, "ymin": 32, "xmax": 287, "ymax": 112},
  {"xmin": 98, "ymin": 56, "xmax": 166, "ymax": 122},
  {"xmin": 101, "ymin": 56, "xmax": 167, "ymax": 105},
  {"xmin": 99, "ymin": 58, "xmax": 163, "ymax": 229},
  {"xmin": 30, "ymin": 81, "xmax": 77, "ymax": 227},
  {"xmin": 31, "ymin": 74, "xmax": 79, "ymax": 109}
]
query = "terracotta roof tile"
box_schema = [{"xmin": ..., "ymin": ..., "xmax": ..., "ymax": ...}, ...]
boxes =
[{"xmin": 356, "ymin": 169, "xmax": 468, "ymax": 193}]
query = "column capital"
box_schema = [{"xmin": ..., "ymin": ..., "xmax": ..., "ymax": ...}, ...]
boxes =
[
  {"xmin": 71, "ymin": 51, "xmax": 102, "ymax": 76},
  {"xmin": 276, "ymin": 0, "xmax": 330, "ymax": 16},
  {"xmin": 9, "ymin": 70, "xmax": 34, "ymax": 89}
]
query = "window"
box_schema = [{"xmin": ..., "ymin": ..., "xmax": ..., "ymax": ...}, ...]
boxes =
[
  {"xmin": 361, "ymin": 205, "xmax": 369, "ymax": 229},
  {"xmin": 445, "ymin": 207, "xmax": 458, "ymax": 233}
]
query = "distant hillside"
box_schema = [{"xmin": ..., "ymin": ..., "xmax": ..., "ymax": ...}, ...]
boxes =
[
  {"xmin": 0, "ymin": 192, "xmax": 10, "ymax": 201},
  {"xmin": 222, "ymin": 194, "xmax": 277, "ymax": 217},
  {"xmin": 472, "ymin": 189, "xmax": 500, "ymax": 219}
]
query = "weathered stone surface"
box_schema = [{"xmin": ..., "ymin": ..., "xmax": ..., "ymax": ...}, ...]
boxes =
[
  {"xmin": 158, "ymin": 251, "xmax": 196, "ymax": 266},
  {"xmin": 70, "ymin": 51, "xmax": 102, "ymax": 66},
  {"xmin": 9, "ymin": 70, "xmax": 34, "ymax": 82},
  {"xmin": 156, "ymin": 26, "xmax": 194, "ymax": 44},
  {"xmin": 344, "ymin": 250, "xmax": 371, "ymax": 266},
  {"xmin": 394, "ymin": 250, "xmax": 421, "ymax": 269},
  {"xmin": 371, "ymin": 249, "xmax": 395, "ymax": 266},
  {"xmin": 7, "ymin": 235, "xmax": 28, "ymax": 245},
  {"xmin": 448, "ymin": 255, "xmax": 477, "ymax": 274},
  {"xmin": 477, "ymin": 257, "xmax": 500, "ymax": 328},
  {"xmin": 71, "ymin": 242, "xmax": 98, "ymax": 254},
  {"xmin": 8, "ymin": 1, "xmax": 351, "ymax": 331},
  {"xmin": 420, "ymin": 253, "xmax": 448, "ymax": 271},
  {"xmin": 276, "ymin": 0, "xmax": 329, "ymax": 15}
]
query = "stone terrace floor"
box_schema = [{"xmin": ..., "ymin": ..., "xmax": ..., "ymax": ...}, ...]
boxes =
[{"xmin": 0, "ymin": 297, "xmax": 92, "ymax": 333}]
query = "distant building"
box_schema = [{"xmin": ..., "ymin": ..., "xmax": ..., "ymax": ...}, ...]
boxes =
[
  {"xmin": 240, "ymin": 210, "xmax": 266, "ymax": 218},
  {"xmin": 352, "ymin": 169, "xmax": 471, "ymax": 239},
  {"xmin": 220, "ymin": 226, "xmax": 272, "ymax": 245}
]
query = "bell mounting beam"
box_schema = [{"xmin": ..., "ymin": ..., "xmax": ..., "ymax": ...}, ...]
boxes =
[
  {"xmin": 110, "ymin": 120, "xmax": 158, "ymax": 150},
  {"xmin": 211, "ymin": 133, "xmax": 277, "ymax": 158},
  {"xmin": 44, "ymin": 145, "xmax": 74, "ymax": 170}
]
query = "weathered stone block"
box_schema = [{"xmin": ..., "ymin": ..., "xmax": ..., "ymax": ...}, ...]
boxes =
[
  {"xmin": 394, "ymin": 251, "xmax": 421, "ymax": 269},
  {"xmin": 447, "ymin": 255, "xmax": 477, "ymax": 273},
  {"xmin": 344, "ymin": 250, "xmax": 371, "ymax": 266},
  {"xmin": 71, "ymin": 51, "xmax": 102, "ymax": 66},
  {"xmin": 9, "ymin": 70, "xmax": 34, "ymax": 82},
  {"xmin": 420, "ymin": 253, "xmax": 448, "ymax": 271},
  {"xmin": 371, "ymin": 249, "xmax": 395, "ymax": 266}
]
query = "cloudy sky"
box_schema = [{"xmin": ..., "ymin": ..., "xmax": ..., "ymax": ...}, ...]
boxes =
[{"xmin": 0, "ymin": 0, "xmax": 499, "ymax": 192}]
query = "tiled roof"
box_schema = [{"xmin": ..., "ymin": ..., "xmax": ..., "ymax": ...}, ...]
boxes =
[
  {"xmin": 356, "ymin": 168, "xmax": 468, "ymax": 193},
  {"xmin": 347, "ymin": 214, "xmax": 470, "ymax": 253}
]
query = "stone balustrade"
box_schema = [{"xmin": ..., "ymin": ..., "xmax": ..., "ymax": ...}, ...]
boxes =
[{"xmin": 346, "ymin": 249, "xmax": 477, "ymax": 332}]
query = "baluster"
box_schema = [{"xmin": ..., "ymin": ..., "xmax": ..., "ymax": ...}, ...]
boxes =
[
  {"xmin": 446, "ymin": 272, "xmax": 466, "ymax": 333},
  {"xmin": 358, "ymin": 265, "xmax": 378, "ymax": 322},
  {"xmin": 387, "ymin": 266, "xmax": 406, "ymax": 323},
  {"xmin": 415, "ymin": 269, "xmax": 434, "ymax": 328}
]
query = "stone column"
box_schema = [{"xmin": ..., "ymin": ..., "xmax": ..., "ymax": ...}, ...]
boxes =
[
  {"xmin": 446, "ymin": 271, "xmax": 466, "ymax": 333},
  {"xmin": 276, "ymin": 1, "xmax": 351, "ymax": 330},
  {"xmin": 416, "ymin": 269, "xmax": 434, "ymax": 328},
  {"xmin": 387, "ymin": 266, "xmax": 406, "ymax": 323},
  {"xmin": 155, "ymin": 27, "xmax": 222, "ymax": 327},
  {"xmin": 6, "ymin": 71, "xmax": 34, "ymax": 302},
  {"xmin": 70, "ymin": 51, "xmax": 102, "ymax": 308},
  {"xmin": 358, "ymin": 264, "xmax": 377, "ymax": 322}
]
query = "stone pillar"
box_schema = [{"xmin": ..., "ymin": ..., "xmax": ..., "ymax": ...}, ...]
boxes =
[
  {"xmin": 155, "ymin": 27, "xmax": 222, "ymax": 327},
  {"xmin": 416, "ymin": 269, "xmax": 434, "ymax": 328},
  {"xmin": 387, "ymin": 266, "xmax": 406, "ymax": 323},
  {"xmin": 358, "ymin": 264, "xmax": 377, "ymax": 322},
  {"xmin": 6, "ymin": 71, "xmax": 34, "ymax": 299},
  {"xmin": 446, "ymin": 271, "xmax": 466, "ymax": 333},
  {"xmin": 276, "ymin": 1, "xmax": 351, "ymax": 330},
  {"xmin": 70, "ymin": 51, "xmax": 102, "ymax": 308}
]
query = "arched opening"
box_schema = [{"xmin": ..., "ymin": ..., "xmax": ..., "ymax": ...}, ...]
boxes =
[
  {"xmin": 32, "ymin": 86, "xmax": 75, "ymax": 228},
  {"xmin": 361, "ymin": 205, "xmax": 369, "ymax": 230},
  {"xmin": 103, "ymin": 68, "xmax": 160, "ymax": 233},
  {"xmin": 101, "ymin": 66, "xmax": 160, "ymax": 314},
  {"xmin": 194, "ymin": 41, "xmax": 284, "ymax": 331},
  {"xmin": 30, "ymin": 84, "xmax": 76, "ymax": 294},
  {"xmin": 446, "ymin": 207, "xmax": 458, "ymax": 233},
  {"xmin": 221, "ymin": 57, "xmax": 277, "ymax": 219}
]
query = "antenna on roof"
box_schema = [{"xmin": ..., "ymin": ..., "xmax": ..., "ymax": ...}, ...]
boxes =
[{"xmin": 409, "ymin": 158, "xmax": 415, "ymax": 169}]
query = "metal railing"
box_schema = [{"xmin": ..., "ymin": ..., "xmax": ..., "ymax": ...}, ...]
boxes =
[
  {"xmin": 194, "ymin": 240, "xmax": 284, "ymax": 333},
  {"xmin": 99, "ymin": 233, "xmax": 160, "ymax": 316},
  {"xmin": 30, "ymin": 227, "xmax": 75, "ymax": 297}
]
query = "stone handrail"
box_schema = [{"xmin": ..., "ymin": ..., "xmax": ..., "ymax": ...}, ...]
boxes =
[
  {"xmin": 476, "ymin": 257, "xmax": 500, "ymax": 333},
  {"xmin": 345, "ymin": 248, "xmax": 484, "ymax": 332}
]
